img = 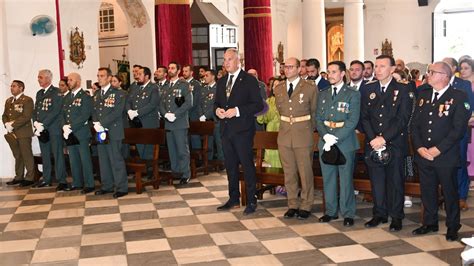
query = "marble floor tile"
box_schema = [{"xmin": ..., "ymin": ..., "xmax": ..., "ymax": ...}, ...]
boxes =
[
  {"xmin": 126, "ymin": 239, "xmax": 171, "ymax": 254},
  {"xmin": 172, "ymin": 246, "xmax": 225, "ymax": 265},
  {"xmin": 30, "ymin": 247, "xmax": 80, "ymax": 264},
  {"xmin": 261, "ymin": 237, "xmax": 315, "ymax": 254},
  {"xmin": 164, "ymin": 224, "xmax": 207, "ymax": 238},
  {"xmin": 403, "ymin": 234, "xmax": 463, "ymax": 251},
  {"xmin": 81, "ymin": 231, "xmax": 124, "ymax": 246},
  {"xmin": 79, "ymin": 243, "xmax": 126, "ymax": 259},
  {"xmin": 197, "ymin": 212, "xmax": 238, "ymax": 224},
  {"xmin": 319, "ymin": 244, "xmax": 379, "ymax": 263},
  {"xmin": 290, "ymin": 222, "xmax": 340, "ymax": 236},
  {"xmin": 383, "ymin": 251, "xmax": 449, "ymax": 266},
  {"xmin": 157, "ymin": 207, "xmax": 194, "ymax": 218},
  {"xmin": 344, "ymin": 228, "xmax": 399, "ymax": 244},
  {"xmin": 41, "ymin": 225, "xmax": 83, "ymax": 238},
  {"xmin": 78, "ymin": 255, "xmax": 128, "ymax": 266},
  {"xmin": 122, "ymin": 219, "xmax": 162, "ymax": 232},
  {"xmin": 241, "ymin": 217, "xmax": 286, "ymax": 230},
  {"xmin": 210, "ymin": 230, "xmax": 258, "ymax": 245},
  {"xmin": 0, "ymin": 239, "xmax": 38, "ymax": 253}
]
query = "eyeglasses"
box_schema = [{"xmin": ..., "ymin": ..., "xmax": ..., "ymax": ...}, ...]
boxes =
[
  {"xmin": 283, "ymin": 65, "xmax": 297, "ymax": 70},
  {"xmin": 428, "ymin": 70, "xmax": 448, "ymax": 76}
]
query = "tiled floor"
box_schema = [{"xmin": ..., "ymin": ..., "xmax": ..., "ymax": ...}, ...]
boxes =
[{"xmin": 0, "ymin": 172, "xmax": 471, "ymax": 265}]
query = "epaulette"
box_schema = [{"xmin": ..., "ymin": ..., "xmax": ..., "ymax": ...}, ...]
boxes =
[
  {"xmin": 397, "ymin": 80, "xmax": 409, "ymax": 84},
  {"xmin": 319, "ymin": 85, "xmax": 331, "ymax": 92},
  {"xmin": 346, "ymin": 85, "xmax": 358, "ymax": 91},
  {"xmin": 365, "ymin": 80, "xmax": 377, "ymax": 85}
]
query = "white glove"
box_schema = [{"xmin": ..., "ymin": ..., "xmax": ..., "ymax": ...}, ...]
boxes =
[
  {"xmin": 199, "ymin": 115, "xmax": 206, "ymax": 122},
  {"xmin": 5, "ymin": 122, "xmax": 14, "ymax": 133},
  {"xmin": 34, "ymin": 129, "xmax": 41, "ymax": 136},
  {"xmin": 164, "ymin": 113, "xmax": 176, "ymax": 122},
  {"xmin": 33, "ymin": 121, "xmax": 42, "ymax": 129},
  {"xmin": 62, "ymin": 124, "xmax": 72, "ymax": 138},
  {"xmin": 36, "ymin": 124, "xmax": 44, "ymax": 133},
  {"xmin": 375, "ymin": 145, "xmax": 386, "ymax": 153},
  {"xmin": 323, "ymin": 142, "xmax": 332, "ymax": 151},
  {"xmin": 127, "ymin": 110, "xmax": 139, "ymax": 120},
  {"xmin": 323, "ymin": 134, "xmax": 338, "ymax": 147},
  {"xmin": 93, "ymin": 122, "xmax": 104, "ymax": 132}
]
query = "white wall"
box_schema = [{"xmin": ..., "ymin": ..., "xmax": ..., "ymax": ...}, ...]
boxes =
[
  {"xmin": 364, "ymin": 0, "xmax": 439, "ymax": 65},
  {"xmin": 60, "ymin": 0, "xmax": 101, "ymax": 84}
]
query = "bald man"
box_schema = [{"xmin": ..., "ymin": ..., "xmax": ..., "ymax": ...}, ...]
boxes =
[{"xmin": 63, "ymin": 73, "xmax": 95, "ymax": 194}]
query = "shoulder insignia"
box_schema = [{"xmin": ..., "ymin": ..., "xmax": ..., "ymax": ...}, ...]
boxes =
[
  {"xmin": 369, "ymin": 92, "xmax": 376, "ymax": 100},
  {"xmin": 465, "ymin": 102, "xmax": 470, "ymax": 110}
]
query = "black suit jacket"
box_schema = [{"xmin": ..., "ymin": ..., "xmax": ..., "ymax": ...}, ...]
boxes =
[
  {"xmin": 412, "ymin": 86, "xmax": 470, "ymax": 167},
  {"xmin": 214, "ymin": 70, "xmax": 264, "ymax": 136}
]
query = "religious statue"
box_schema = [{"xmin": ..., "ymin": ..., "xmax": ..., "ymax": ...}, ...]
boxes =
[
  {"xmin": 381, "ymin": 38, "xmax": 393, "ymax": 57},
  {"xmin": 327, "ymin": 25, "xmax": 344, "ymax": 62},
  {"xmin": 69, "ymin": 27, "xmax": 86, "ymax": 68}
]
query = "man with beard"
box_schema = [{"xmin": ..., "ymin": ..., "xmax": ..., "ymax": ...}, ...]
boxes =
[
  {"xmin": 182, "ymin": 64, "xmax": 203, "ymax": 151},
  {"xmin": 154, "ymin": 66, "xmax": 168, "ymax": 96},
  {"xmin": 160, "ymin": 62, "xmax": 193, "ymax": 184},
  {"xmin": 306, "ymin": 58, "xmax": 330, "ymax": 91},
  {"xmin": 363, "ymin": 60, "xmax": 376, "ymax": 82},
  {"xmin": 349, "ymin": 60, "xmax": 367, "ymax": 91}
]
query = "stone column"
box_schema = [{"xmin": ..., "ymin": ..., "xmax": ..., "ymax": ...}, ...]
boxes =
[
  {"xmin": 343, "ymin": 0, "xmax": 364, "ymax": 63},
  {"xmin": 302, "ymin": 0, "xmax": 326, "ymax": 68}
]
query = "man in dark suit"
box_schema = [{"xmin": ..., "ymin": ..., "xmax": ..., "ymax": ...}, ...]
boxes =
[
  {"xmin": 442, "ymin": 57, "xmax": 474, "ymax": 211},
  {"xmin": 306, "ymin": 58, "xmax": 330, "ymax": 91},
  {"xmin": 363, "ymin": 60, "xmax": 376, "ymax": 82},
  {"xmin": 93, "ymin": 67, "xmax": 128, "ymax": 198},
  {"xmin": 360, "ymin": 55, "xmax": 412, "ymax": 232},
  {"xmin": 126, "ymin": 66, "xmax": 160, "ymax": 160},
  {"xmin": 214, "ymin": 48, "xmax": 264, "ymax": 215},
  {"xmin": 3, "ymin": 80, "xmax": 35, "ymax": 187},
  {"xmin": 411, "ymin": 61, "xmax": 470, "ymax": 241},
  {"xmin": 33, "ymin": 69, "xmax": 68, "ymax": 190}
]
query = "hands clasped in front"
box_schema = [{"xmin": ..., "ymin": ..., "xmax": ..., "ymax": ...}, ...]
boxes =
[
  {"xmin": 417, "ymin": 146, "xmax": 441, "ymax": 161},
  {"xmin": 215, "ymin": 108, "xmax": 237, "ymax": 119},
  {"xmin": 323, "ymin": 134, "xmax": 338, "ymax": 151}
]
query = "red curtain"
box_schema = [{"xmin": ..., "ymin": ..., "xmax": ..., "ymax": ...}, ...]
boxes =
[
  {"xmin": 244, "ymin": 0, "xmax": 273, "ymax": 84},
  {"xmin": 155, "ymin": 0, "xmax": 192, "ymax": 67}
]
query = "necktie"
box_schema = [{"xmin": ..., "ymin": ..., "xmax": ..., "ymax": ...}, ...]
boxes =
[
  {"xmin": 380, "ymin": 86, "xmax": 386, "ymax": 94},
  {"xmin": 226, "ymin": 75, "xmax": 234, "ymax": 97},
  {"xmin": 140, "ymin": 85, "xmax": 144, "ymax": 90},
  {"xmin": 170, "ymin": 82, "xmax": 174, "ymax": 88},
  {"xmin": 332, "ymin": 86, "xmax": 337, "ymax": 100},
  {"xmin": 433, "ymin": 92, "xmax": 439, "ymax": 103},
  {"xmin": 101, "ymin": 90, "xmax": 105, "ymax": 97},
  {"xmin": 288, "ymin": 83, "xmax": 294, "ymax": 98}
]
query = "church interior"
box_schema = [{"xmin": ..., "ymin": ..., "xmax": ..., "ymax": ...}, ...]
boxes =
[{"xmin": 0, "ymin": 0, "xmax": 474, "ymax": 265}]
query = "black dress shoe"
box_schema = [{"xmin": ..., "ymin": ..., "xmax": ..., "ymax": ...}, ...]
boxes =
[
  {"xmin": 412, "ymin": 225, "xmax": 439, "ymax": 235},
  {"xmin": 284, "ymin": 208, "xmax": 299, "ymax": 219},
  {"xmin": 19, "ymin": 180, "xmax": 35, "ymax": 187},
  {"xmin": 446, "ymin": 224, "xmax": 461, "ymax": 241},
  {"xmin": 113, "ymin": 192, "xmax": 128, "ymax": 198},
  {"xmin": 364, "ymin": 217, "xmax": 388, "ymax": 228},
  {"xmin": 56, "ymin": 183, "xmax": 70, "ymax": 191},
  {"xmin": 217, "ymin": 201, "xmax": 240, "ymax": 211},
  {"xmin": 319, "ymin": 214, "xmax": 338, "ymax": 223},
  {"xmin": 344, "ymin": 218, "xmax": 354, "ymax": 227},
  {"xmin": 69, "ymin": 186, "xmax": 83, "ymax": 191},
  {"xmin": 6, "ymin": 179, "xmax": 22, "ymax": 186},
  {"xmin": 81, "ymin": 187, "xmax": 95, "ymax": 194},
  {"xmin": 179, "ymin": 176, "xmax": 191, "ymax": 185},
  {"xmin": 389, "ymin": 218, "xmax": 403, "ymax": 232},
  {"xmin": 243, "ymin": 203, "xmax": 257, "ymax": 215},
  {"xmin": 297, "ymin": 210, "xmax": 311, "ymax": 220},
  {"xmin": 94, "ymin": 190, "xmax": 113, "ymax": 195},
  {"xmin": 33, "ymin": 181, "xmax": 51, "ymax": 188}
]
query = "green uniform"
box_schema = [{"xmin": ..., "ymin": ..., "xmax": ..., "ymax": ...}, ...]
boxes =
[
  {"xmin": 2, "ymin": 94, "xmax": 35, "ymax": 181},
  {"xmin": 126, "ymin": 81, "xmax": 160, "ymax": 159},
  {"xmin": 199, "ymin": 83, "xmax": 216, "ymax": 159},
  {"xmin": 159, "ymin": 79, "xmax": 193, "ymax": 179},
  {"xmin": 33, "ymin": 85, "xmax": 67, "ymax": 185},
  {"xmin": 316, "ymin": 84, "xmax": 361, "ymax": 218},
  {"xmin": 189, "ymin": 78, "xmax": 203, "ymax": 150},
  {"xmin": 93, "ymin": 85, "xmax": 128, "ymax": 193},
  {"xmin": 63, "ymin": 89, "xmax": 94, "ymax": 188}
]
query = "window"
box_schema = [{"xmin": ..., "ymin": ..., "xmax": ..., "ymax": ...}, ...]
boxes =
[
  {"xmin": 192, "ymin": 27, "xmax": 208, "ymax": 43},
  {"xmin": 99, "ymin": 3, "xmax": 115, "ymax": 33},
  {"xmin": 193, "ymin": 50, "xmax": 209, "ymax": 66},
  {"xmin": 227, "ymin": 28, "xmax": 236, "ymax": 43}
]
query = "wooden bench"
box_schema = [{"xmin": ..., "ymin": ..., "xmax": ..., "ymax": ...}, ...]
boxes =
[
  {"xmin": 124, "ymin": 128, "xmax": 166, "ymax": 194},
  {"xmin": 239, "ymin": 131, "xmax": 423, "ymax": 220},
  {"xmin": 189, "ymin": 121, "xmax": 215, "ymax": 179}
]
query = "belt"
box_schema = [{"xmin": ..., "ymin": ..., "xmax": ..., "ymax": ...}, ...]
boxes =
[
  {"xmin": 324, "ymin": 120, "xmax": 345, "ymax": 128},
  {"xmin": 280, "ymin": 115, "xmax": 311, "ymax": 124}
]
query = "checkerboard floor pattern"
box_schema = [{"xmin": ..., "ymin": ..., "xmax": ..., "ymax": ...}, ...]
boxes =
[{"xmin": 0, "ymin": 172, "xmax": 471, "ymax": 265}]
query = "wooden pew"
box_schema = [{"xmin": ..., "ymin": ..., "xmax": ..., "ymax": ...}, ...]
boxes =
[
  {"xmin": 124, "ymin": 128, "xmax": 166, "ymax": 194},
  {"xmin": 189, "ymin": 121, "xmax": 215, "ymax": 179}
]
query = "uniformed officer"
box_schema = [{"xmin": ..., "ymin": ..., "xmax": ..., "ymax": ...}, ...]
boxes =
[
  {"xmin": 360, "ymin": 55, "xmax": 412, "ymax": 231},
  {"xmin": 411, "ymin": 61, "xmax": 470, "ymax": 241},
  {"xmin": 182, "ymin": 64, "xmax": 202, "ymax": 151},
  {"xmin": 316, "ymin": 61, "xmax": 361, "ymax": 227},
  {"xmin": 159, "ymin": 62, "xmax": 193, "ymax": 184},
  {"xmin": 62, "ymin": 73, "xmax": 95, "ymax": 194},
  {"xmin": 154, "ymin": 66, "xmax": 169, "ymax": 96},
  {"xmin": 199, "ymin": 69, "xmax": 217, "ymax": 159},
  {"xmin": 274, "ymin": 57, "xmax": 318, "ymax": 220},
  {"xmin": 32, "ymin": 69, "xmax": 68, "ymax": 190},
  {"xmin": 126, "ymin": 66, "xmax": 160, "ymax": 160},
  {"xmin": 3, "ymin": 80, "xmax": 35, "ymax": 187},
  {"xmin": 129, "ymin": 64, "xmax": 142, "ymax": 93},
  {"xmin": 93, "ymin": 67, "xmax": 128, "ymax": 198}
]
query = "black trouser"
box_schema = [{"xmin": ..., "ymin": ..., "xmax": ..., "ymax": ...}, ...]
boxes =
[
  {"xmin": 222, "ymin": 131, "xmax": 257, "ymax": 205},
  {"xmin": 418, "ymin": 165, "xmax": 460, "ymax": 229},
  {"xmin": 365, "ymin": 148, "xmax": 405, "ymax": 220}
]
